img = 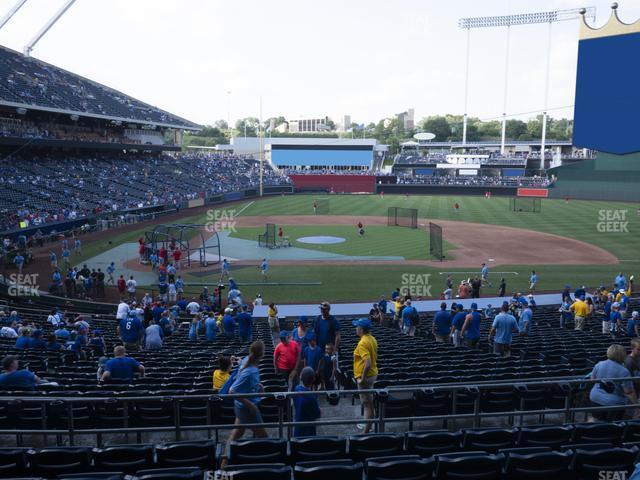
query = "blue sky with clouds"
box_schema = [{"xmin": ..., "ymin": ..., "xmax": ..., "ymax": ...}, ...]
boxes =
[{"xmin": 0, "ymin": 0, "xmax": 638, "ymax": 126}]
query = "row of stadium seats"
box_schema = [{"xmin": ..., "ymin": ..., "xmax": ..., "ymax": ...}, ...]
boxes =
[
  {"xmin": 3, "ymin": 426, "xmax": 640, "ymax": 479},
  {"xmin": 0, "ymin": 152, "xmax": 290, "ymax": 231}
]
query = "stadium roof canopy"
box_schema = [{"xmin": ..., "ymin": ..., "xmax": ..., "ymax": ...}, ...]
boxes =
[{"xmin": 0, "ymin": 45, "xmax": 200, "ymax": 131}]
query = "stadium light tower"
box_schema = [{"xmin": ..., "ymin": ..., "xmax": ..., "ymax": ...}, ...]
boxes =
[
  {"xmin": 458, "ymin": 7, "xmax": 596, "ymax": 158},
  {"xmin": 23, "ymin": 0, "xmax": 76, "ymax": 57},
  {"xmin": 0, "ymin": 0, "xmax": 28, "ymax": 32}
]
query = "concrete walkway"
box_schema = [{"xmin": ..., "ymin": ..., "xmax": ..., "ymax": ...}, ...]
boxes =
[{"xmin": 252, "ymin": 292, "xmax": 565, "ymax": 319}]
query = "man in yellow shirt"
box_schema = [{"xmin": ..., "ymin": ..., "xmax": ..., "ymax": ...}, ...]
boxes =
[
  {"xmin": 570, "ymin": 297, "xmax": 589, "ymax": 331},
  {"xmin": 352, "ymin": 318, "xmax": 378, "ymax": 433}
]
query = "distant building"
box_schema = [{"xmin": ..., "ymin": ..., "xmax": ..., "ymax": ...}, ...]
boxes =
[
  {"xmin": 341, "ymin": 115, "xmax": 351, "ymax": 132},
  {"xmin": 288, "ymin": 116, "xmax": 330, "ymax": 133},
  {"xmin": 396, "ymin": 109, "xmax": 415, "ymax": 130}
]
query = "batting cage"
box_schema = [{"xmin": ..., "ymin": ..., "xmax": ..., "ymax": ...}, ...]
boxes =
[
  {"xmin": 510, "ymin": 197, "xmax": 542, "ymax": 213},
  {"xmin": 315, "ymin": 198, "xmax": 330, "ymax": 214},
  {"xmin": 258, "ymin": 223, "xmax": 276, "ymax": 248},
  {"xmin": 429, "ymin": 222, "xmax": 444, "ymax": 261},
  {"xmin": 388, "ymin": 207, "xmax": 418, "ymax": 228}
]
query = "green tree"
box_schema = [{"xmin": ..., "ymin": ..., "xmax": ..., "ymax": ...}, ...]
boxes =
[
  {"xmin": 505, "ymin": 119, "xmax": 527, "ymax": 140},
  {"xmin": 420, "ymin": 116, "xmax": 451, "ymax": 141},
  {"xmin": 235, "ymin": 117, "xmax": 260, "ymax": 137}
]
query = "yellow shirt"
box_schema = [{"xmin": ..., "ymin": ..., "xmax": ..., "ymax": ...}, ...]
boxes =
[
  {"xmin": 268, "ymin": 306, "xmax": 278, "ymax": 318},
  {"xmin": 395, "ymin": 300, "xmax": 403, "ymax": 313},
  {"xmin": 353, "ymin": 333, "xmax": 378, "ymax": 379},
  {"xmin": 570, "ymin": 300, "xmax": 589, "ymax": 318},
  {"xmin": 213, "ymin": 369, "xmax": 230, "ymax": 390}
]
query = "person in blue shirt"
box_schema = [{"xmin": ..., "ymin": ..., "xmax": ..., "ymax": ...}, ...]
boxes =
[
  {"xmin": 627, "ymin": 311, "xmax": 639, "ymax": 337},
  {"xmin": 559, "ymin": 300, "xmax": 573, "ymax": 329},
  {"xmin": 518, "ymin": 304, "xmax": 533, "ymax": 336},
  {"xmin": 46, "ymin": 334, "xmax": 64, "ymax": 351},
  {"xmin": 432, "ymin": 302, "xmax": 452, "ymax": 343},
  {"xmin": 89, "ymin": 329, "xmax": 106, "ymax": 356},
  {"xmin": 50, "ymin": 251, "xmax": 57, "ymax": 269},
  {"xmin": 29, "ymin": 330, "xmax": 47, "ymax": 349},
  {"xmin": 391, "ymin": 288, "xmax": 400, "ymax": 301},
  {"xmin": 0, "ymin": 355, "xmax": 44, "ymax": 390},
  {"xmin": 450, "ymin": 303, "xmax": 467, "ymax": 347},
  {"xmin": 589, "ymin": 344, "xmax": 636, "ymax": 421},
  {"xmin": 15, "ymin": 328, "xmax": 31, "ymax": 349},
  {"xmin": 13, "ymin": 254, "xmax": 25, "ymax": 274},
  {"xmin": 236, "ymin": 305, "xmax": 253, "ymax": 343},
  {"xmin": 313, "ymin": 302, "xmax": 341, "ymax": 351},
  {"xmin": 204, "ymin": 312, "xmax": 217, "ymax": 342},
  {"xmin": 401, "ymin": 299, "xmax": 418, "ymax": 337},
  {"xmin": 461, "ymin": 303, "xmax": 482, "ymax": 349},
  {"xmin": 490, "ymin": 304, "xmax": 519, "ymax": 357},
  {"xmin": 321, "ymin": 343, "xmax": 337, "ymax": 390},
  {"xmin": 228, "ymin": 341, "xmax": 267, "ymax": 444},
  {"xmin": 106, "ymin": 262, "xmax": 115, "ymax": 285},
  {"xmin": 222, "ymin": 308, "xmax": 236, "ymax": 338},
  {"xmin": 292, "ymin": 316, "xmax": 312, "ymax": 351},
  {"xmin": 302, "ymin": 333, "xmax": 323, "ymax": 379},
  {"xmin": 118, "ymin": 313, "xmax": 144, "ymax": 351},
  {"xmin": 293, "ymin": 367, "xmax": 321, "ymax": 437},
  {"xmin": 527, "ymin": 294, "xmax": 537, "ymax": 310},
  {"xmin": 480, "ymin": 263, "xmax": 491, "ymax": 287},
  {"xmin": 610, "ymin": 303, "xmax": 623, "ymax": 336},
  {"xmin": 378, "ymin": 297, "xmax": 388, "ymax": 324},
  {"xmin": 152, "ymin": 302, "xmax": 165, "ymax": 323},
  {"xmin": 221, "ymin": 259, "xmax": 230, "ymax": 281},
  {"xmin": 574, "ymin": 285, "xmax": 586, "ymax": 299},
  {"xmin": 259, "ymin": 258, "xmax": 268, "ymax": 281},
  {"xmin": 614, "ymin": 272, "xmax": 627, "ymax": 291},
  {"xmin": 54, "ymin": 327, "xmax": 71, "ymax": 341},
  {"xmin": 101, "ymin": 346, "xmax": 144, "ymax": 382}
]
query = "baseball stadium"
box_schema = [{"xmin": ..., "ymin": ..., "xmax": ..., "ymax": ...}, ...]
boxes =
[{"xmin": 0, "ymin": 2, "xmax": 640, "ymax": 479}]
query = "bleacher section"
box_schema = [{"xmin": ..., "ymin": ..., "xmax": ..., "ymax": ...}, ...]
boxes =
[
  {"xmin": 0, "ymin": 46, "xmax": 197, "ymax": 129},
  {"xmin": 0, "ymin": 152, "xmax": 291, "ymax": 232}
]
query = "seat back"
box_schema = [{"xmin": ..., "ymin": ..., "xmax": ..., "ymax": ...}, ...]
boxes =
[
  {"xmin": 348, "ymin": 434, "xmax": 404, "ymax": 462},
  {"xmin": 367, "ymin": 456, "xmax": 435, "ymax": 480},
  {"xmin": 290, "ymin": 436, "xmax": 347, "ymax": 463},
  {"xmin": 229, "ymin": 439, "xmax": 287, "ymax": 465}
]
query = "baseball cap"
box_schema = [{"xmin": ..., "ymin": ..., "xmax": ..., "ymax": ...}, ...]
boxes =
[
  {"xmin": 470, "ymin": 302, "xmax": 478, "ymax": 310},
  {"xmin": 620, "ymin": 289, "xmax": 626, "ymax": 294},
  {"xmin": 298, "ymin": 315, "xmax": 308, "ymax": 324},
  {"xmin": 633, "ymin": 311, "xmax": 639, "ymax": 318},
  {"xmin": 279, "ymin": 330, "xmax": 290, "ymax": 339},
  {"xmin": 613, "ymin": 302, "xmax": 621, "ymax": 308},
  {"xmin": 306, "ymin": 331, "xmax": 316, "ymax": 341},
  {"xmin": 352, "ymin": 318, "xmax": 372, "ymax": 329},
  {"xmin": 319, "ymin": 301, "xmax": 331, "ymax": 310},
  {"xmin": 457, "ymin": 303, "xmax": 464, "ymax": 310}
]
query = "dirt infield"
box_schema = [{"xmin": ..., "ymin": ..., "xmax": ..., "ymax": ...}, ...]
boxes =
[{"xmin": 234, "ymin": 215, "xmax": 619, "ymax": 268}]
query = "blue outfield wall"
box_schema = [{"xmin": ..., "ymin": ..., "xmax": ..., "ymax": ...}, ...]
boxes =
[{"xmin": 270, "ymin": 149, "xmax": 373, "ymax": 167}]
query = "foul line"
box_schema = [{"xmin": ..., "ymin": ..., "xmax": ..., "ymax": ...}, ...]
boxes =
[
  {"xmin": 234, "ymin": 201, "xmax": 254, "ymax": 217},
  {"xmin": 438, "ymin": 271, "xmax": 520, "ymax": 275}
]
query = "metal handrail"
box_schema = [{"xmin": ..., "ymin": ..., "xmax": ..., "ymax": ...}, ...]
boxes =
[{"xmin": 0, "ymin": 374, "xmax": 637, "ymax": 446}]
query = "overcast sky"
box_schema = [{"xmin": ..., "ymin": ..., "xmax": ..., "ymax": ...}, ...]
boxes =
[{"xmin": 0, "ymin": 0, "xmax": 638, "ymax": 126}]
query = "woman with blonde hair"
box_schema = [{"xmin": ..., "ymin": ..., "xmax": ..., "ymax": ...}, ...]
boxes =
[{"xmin": 589, "ymin": 344, "xmax": 637, "ymax": 421}]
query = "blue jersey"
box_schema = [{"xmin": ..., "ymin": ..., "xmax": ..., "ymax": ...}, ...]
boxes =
[
  {"xmin": 434, "ymin": 310, "xmax": 452, "ymax": 336},
  {"xmin": 204, "ymin": 317, "xmax": 217, "ymax": 341},
  {"xmin": 465, "ymin": 311, "xmax": 481, "ymax": 340},
  {"xmin": 236, "ymin": 312, "xmax": 253, "ymax": 337},
  {"xmin": 119, "ymin": 317, "xmax": 143, "ymax": 343},
  {"xmin": 302, "ymin": 345, "xmax": 323, "ymax": 370},
  {"xmin": 0, "ymin": 370, "xmax": 37, "ymax": 390},
  {"xmin": 104, "ymin": 357, "xmax": 141, "ymax": 381},
  {"xmin": 452, "ymin": 312, "xmax": 466, "ymax": 330},
  {"xmin": 223, "ymin": 314, "xmax": 235, "ymax": 337}
]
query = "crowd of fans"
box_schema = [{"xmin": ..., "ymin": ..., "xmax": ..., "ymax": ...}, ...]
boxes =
[
  {"xmin": 0, "ymin": 152, "xmax": 290, "ymax": 232},
  {"xmin": 0, "ymin": 45, "xmax": 196, "ymax": 128},
  {"xmin": 396, "ymin": 174, "xmax": 551, "ymax": 187}
]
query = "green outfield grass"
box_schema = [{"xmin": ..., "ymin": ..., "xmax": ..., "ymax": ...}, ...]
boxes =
[
  {"xmin": 71, "ymin": 195, "xmax": 640, "ymax": 303},
  {"xmin": 229, "ymin": 225, "xmax": 454, "ymax": 260}
]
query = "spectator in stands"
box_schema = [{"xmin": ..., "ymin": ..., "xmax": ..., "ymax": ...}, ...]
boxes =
[
  {"xmin": 213, "ymin": 355, "xmax": 235, "ymax": 390},
  {"xmin": 46, "ymin": 334, "xmax": 63, "ymax": 352},
  {"xmin": 117, "ymin": 312, "xmax": 144, "ymax": 351},
  {"xmin": 189, "ymin": 313, "xmax": 202, "ymax": 341},
  {"xmin": 14, "ymin": 327, "xmax": 31, "ymax": 349},
  {"xmin": 101, "ymin": 346, "xmax": 144, "ymax": 382},
  {"xmin": 292, "ymin": 316, "xmax": 312, "ymax": 350},
  {"xmin": 14, "ymin": 253, "xmax": 24, "ymax": 275},
  {"xmin": 352, "ymin": 318, "xmax": 378, "ymax": 433},
  {"xmin": 401, "ymin": 299, "xmax": 418, "ymax": 337},
  {"xmin": 29, "ymin": 330, "xmax": 46, "ymax": 349},
  {"xmin": 144, "ymin": 319, "xmax": 163, "ymax": 350},
  {"xmin": 625, "ymin": 339, "xmax": 640, "ymax": 394},
  {"xmin": 274, "ymin": 330, "xmax": 300, "ymax": 389},
  {"xmin": 313, "ymin": 302, "xmax": 341, "ymax": 351},
  {"xmin": 518, "ymin": 302, "xmax": 533, "ymax": 336},
  {"xmin": 610, "ymin": 303, "xmax": 623, "ymax": 336},
  {"xmin": 0, "ymin": 355, "xmax": 46, "ymax": 390},
  {"xmin": 302, "ymin": 332, "xmax": 322, "ymax": 382},
  {"xmin": 449, "ymin": 304, "xmax": 463, "ymax": 347},
  {"xmin": 490, "ymin": 304, "xmax": 518, "ymax": 357},
  {"xmin": 227, "ymin": 340, "xmax": 268, "ymax": 448},
  {"xmin": 89, "ymin": 329, "xmax": 105, "ymax": 356},
  {"xmin": 186, "ymin": 297, "xmax": 200, "ymax": 315},
  {"xmin": 222, "ymin": 308, "xmax": 235, "ymax": 339},
  {"xmin": 433, "ymin": 302, "xmax": 452, "ymax": 343},
  {"xmin": 294, "ymin": 366, "xmax": 321, "ymax": 437},
  {"xmin": 460, "ymin": 303, "xmax": 482, "ymax": 349},
  {"xmin": 321, "ymin": 342, "xmax": 337, "ymax": 390},
  {"xmin": 570, "ymin": 295, "xmax": 589, "ymax": 331},
  {"xmin": 629, "ymin": 311, "xmax": 640, "ymax": 338},
  {"xmin": 204, "ymin": 312, "xmax": 217, "ymax": 342},
  {"xmin": 589, "ymin": 344, "xmax": 637, "ymax": 421},
  {"xmin": 236, "ymin": 305, "xmax": 253, "ymax": 343}
]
